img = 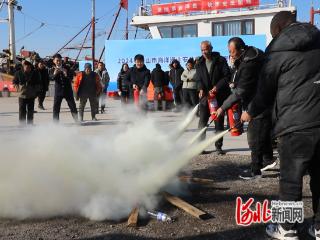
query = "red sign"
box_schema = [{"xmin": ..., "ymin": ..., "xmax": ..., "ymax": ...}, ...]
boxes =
[{"xmin": 151, "ymin": 0, "xmax": 260, "ymax": 15}]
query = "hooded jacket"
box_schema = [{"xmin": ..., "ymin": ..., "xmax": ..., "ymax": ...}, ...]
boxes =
[
  {"xmin": 169, "ymin": 60, "xmax": 184, "ymax": 90},
  {"xmin": 195, "ymin": 52, "xmax": 231, "ymax": 105},
  {"xmin": 151, "ymin": 65, "xmax": 166, "ymax": 88},
  {"xmin": 221, "ymin": 46, "xmax": 265, "ymax": 111},
  {"xmin": 248, "ymin": 22, "xmax": 320, "ymax": 137}
]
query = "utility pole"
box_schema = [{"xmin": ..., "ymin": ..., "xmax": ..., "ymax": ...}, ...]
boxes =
[
  {"xmin": 8, "ymin": 0, "xmax": 16, "ymax": 64},
  {"xmin": 91, "ymin": 0, "xmax": 95, "ymax": 68},
  {"xmin": 125, "ymin": 7, "xmax": 129, "ymax": 40}
]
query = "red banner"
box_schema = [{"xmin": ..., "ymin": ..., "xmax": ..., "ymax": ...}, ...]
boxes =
[{"xmin": 151, "ymin": 0, "xmax": 259, "ymax": 15}]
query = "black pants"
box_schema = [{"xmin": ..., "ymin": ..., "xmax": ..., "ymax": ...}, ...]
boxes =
[
  {"xmin": 173, "ymin": 87, "xmax": 183, "ymax": 107},
  {"xmin": 53, "ymin": 95, "xmax": 78, "ymax": 121},
  {"xmin": 198, "ymin": 96, "xmax": 224, "ymax": 149},
  {"xmin": 38, "ymin": 90, "xmax": 46, "ymax": 107},
  {"xmin": 120, "ymin": 90, "xmax": 130, "ymax": 105},
  {"xmin": 183, "ymin": 88, "xmax": 198, "ymax": 108},
  {"xmin": 19, "ymin": 97, "xmax": 35, "ymax": 125},
  {"xmin": 247, "ymin": 115, "xmax": 273, "ymax": 174},
  {"xmin": 278, "ymin": 127, "xmax": 320, "ymax": 231},
  {"xmin": 79, "ymin": 96, "xmax": 98, "ymax": 120}
]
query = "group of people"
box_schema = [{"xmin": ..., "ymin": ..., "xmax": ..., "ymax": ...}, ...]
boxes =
[
  {"xmin": 11, "ymin": 10, "xmax": 320, "ymax": 239},
  {"xmin": 13, "ymin": 54, "xmax": 110, "ymax": 124},
  {"xmin": 116, "ymin": 54, "xmax": 199, "ymax": 111},
  {"xmin": 202, "ymin": 11, "xmax": 319, "ymax": 240}
]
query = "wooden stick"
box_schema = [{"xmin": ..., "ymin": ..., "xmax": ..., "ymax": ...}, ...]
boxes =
[
  {"xmin": 162, "ymin": 191, "xmax": 208, "ymax": 219},
  {"xmin": 127, "ymin": 207, "xmax": 139, "ymax": 227},
  {"xmin": 179, "ymin": 176, "xmax": 215, "ymax": 184}
]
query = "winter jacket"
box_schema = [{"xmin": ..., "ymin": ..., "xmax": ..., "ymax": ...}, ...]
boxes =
[
  {"xmin": 49, "ymin": 66, "xmax": 74, "ymax": 97},
  {"xmin": 220, "ymin": 46, "xmax": 264, "ymax": 111},
  {"xmin": 195, "ymin": 52, "xmax": 231, "ymax": 105},
  {"xmin": 181, "ymin": 68, "xmax": 197, "ymax": 89},
  {"xmin": 117, "ymin": 71, "xmax": 129, "ymax": 92},
  {"xmin": 37, "ymin": 67, "xmax": 50, "ymax": 92},
  {"xmin": 124, "ymin": 65, "xmax": 151, "ymax": 92},
  {"xmin": 169, "ymin": 66, "xmax": 184, "ymax": 90},
  {"xmin": 13, "ymin": 69, "xmax": 40, "ymax": 99},
  {"xmin": 95, "ymin": 69, "xmax": 110, "ymax": 91},
  {"xmin": 74, "ymin": 71, "xmax": 102, "ymax": 98},
  {"xmin": 248, "ymin": 22, "xmax": 320, "ymax": 137},
  {"xmin": 151, "ymin": 66, "xmax": 166, "ymax": 88}
]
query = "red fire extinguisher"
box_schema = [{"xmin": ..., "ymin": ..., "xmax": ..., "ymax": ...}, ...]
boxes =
[
  {"xmin": 227, "ymin": 103, "xmax": 243, "ymax": 136},
  {"xmin": 133, "ymin": 88, "xmax": 140, "ymax": 106},
  {"xmin": 207, "ymin": 91, "xmax": 219, "ymax": 121}
]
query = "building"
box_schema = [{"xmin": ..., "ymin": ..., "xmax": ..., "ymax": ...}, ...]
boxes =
[{"xmin": 131, "ymin": 0, "xmax": 296, "ymax": 44}]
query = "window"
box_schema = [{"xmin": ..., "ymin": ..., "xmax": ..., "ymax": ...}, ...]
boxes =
[
  {"xmin": 172, "ymin": 26, "xmax": 182, "ymax": 38},
  {"xmin": 159, "ymin": 24, "xmax": 198, "ymax": 38},
  {"xmin": 212, "ymin": 19, "xmax": 254, "ymax": 36},
  {"xmin": 159, "ymin": 26, "xmax": 171, "ymax": 38},
  {"xmin": 213, "ymin": 23, "xmax": 223, "ymax": 36},
  {"xmin": 243, "ymin": 20, "xmax": 254, "ymax": 35},
  {"xmin": 183, "ymin": 25, "xmax": 197, "ymax": 37}
]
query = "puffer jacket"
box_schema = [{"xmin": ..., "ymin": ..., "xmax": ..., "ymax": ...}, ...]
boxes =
[
  {"xmin": 248, "ymin": 22, "xmax": 320, "ymax": 137},
  {"xmin": 181, "ymin": 68, "xmax": 197, "ymax": 89},
  {"xmin": 13, "ymin": 69, "xmax": 40, "ymax": 99}
]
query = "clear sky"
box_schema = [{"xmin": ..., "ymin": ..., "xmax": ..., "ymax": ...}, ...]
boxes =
[{"xmin": 0, "ymin": 0, "xmax": 319, "ymax": 59}]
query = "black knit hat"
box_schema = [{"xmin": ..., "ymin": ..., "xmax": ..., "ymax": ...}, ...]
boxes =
[{"xmin": 187, "ymin": 58, "xmax": 195, "ymax": 65}]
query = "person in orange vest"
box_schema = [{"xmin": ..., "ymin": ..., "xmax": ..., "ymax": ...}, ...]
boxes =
[{"xmin": 74, "ymin": 63, "xmax": 102, "ymax": 122}]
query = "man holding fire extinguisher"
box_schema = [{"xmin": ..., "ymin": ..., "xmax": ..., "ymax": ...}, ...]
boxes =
[
  {"xmin": 195, "ymin": 41, "xmax": 231, "ymax": 155},
  {"xmin": 215, "ymin": 37, "xmax": 276, "ymax": 180},
  {"xmin": 124, "ymin": 54, "xmax": 151, "ymax": 109}
]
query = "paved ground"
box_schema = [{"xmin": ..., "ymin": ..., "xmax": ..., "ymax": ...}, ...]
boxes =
[{"xmin": 0, "ymin": 96, "xmax": 315, "ymax": 240}]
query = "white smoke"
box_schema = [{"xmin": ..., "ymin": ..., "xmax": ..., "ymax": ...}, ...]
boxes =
[{"xmin": 0, "ymin": 106, "xmax": 205, "ymax": 221}]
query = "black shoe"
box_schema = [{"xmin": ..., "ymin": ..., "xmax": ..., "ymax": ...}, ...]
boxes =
[
  {"xmin": 92, "ymin": 117, "xmax": 98, "ymax": 121},
  {"xmin": 261, "ymin": 159, "xmax": 277, "ymax": 172},
  {"xmin": 308, "ymin": 224, "xmax": 320, "ymax": 239},
  {"xmin": 33, "ymin": 110, "xmax": 38, "ymax": 113},
  {"xmin": 101, "ymin": 108, "xmax": 105, "ymax": 114},
  {"xmin": 216, "ymin": 148, "xmax": 225, "ymax": 155},
  {"xmin": 239, "ymin": 169, "xmax": 262, "ymax": 180},
  {"xmin": 38, "ymin": 105, "xmax": 45, "ymax": 110},
  {"xmin": 201, "ymin": 150, "xmax": 210, "ymax": 155}
]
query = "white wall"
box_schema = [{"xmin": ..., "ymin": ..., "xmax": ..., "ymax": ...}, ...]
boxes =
[
  {"xmin": 255, "ymin": 15, "xmax": 274, "ymax": 44},
  {"xmin": 198, "ymin": 21, "xmax": 212, "ymax": 36}
]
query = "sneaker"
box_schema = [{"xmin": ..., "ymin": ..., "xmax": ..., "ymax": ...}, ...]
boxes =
[
  {"xmin": 266, "ymin": 224, "xmax": 299, "ymax": 240},
  {"xmin": 216, "ymin": 148, "xmax": 226, "ymax": 155},
  {"xmin": 308, "ymin": 224, "xmax": 320, "ymax": 239},
  {"xmin": 239, "ymin": 169, "xmax": 262, "ymax": 180},
  {"xmin": 261, "ymin": 159, "xmax": 277, "ymax": 172}
]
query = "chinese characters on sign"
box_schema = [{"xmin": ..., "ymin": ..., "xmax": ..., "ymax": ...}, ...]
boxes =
[
  {"xmin": 117, "ymin": 56, "xmax": 192, "ymax": 65},
  {"xmin": 151, "ymin": 0, "xmax": 260, "ymax": 15}
]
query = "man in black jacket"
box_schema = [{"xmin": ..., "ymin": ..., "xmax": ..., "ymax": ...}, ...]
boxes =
[
  {"xmin": 216, "ymin": 37, "xmax": 276, "ymax": 179},
  {"xmin": 169, "ymin": 59, "xmax": 184, "ymax": 109},
  {"xmin": 50, "ymin": 54, "xmax": 78, "ymax": 122},
  {"xmin": 196, "ymin": 40, "xmax": 231, "ymax": 155},
  {"xmin": 13, "ymin": 60, "xmax": 40, "ymax": 125},
  {"xmin": 36, "ymin": 60, "xmax": 49, "ymax": 110},
  {"xmin": 124, "ymin": 54, "xmax": 151, "ymax": 109},
  {"xmin": 151, "ymin": 63, "xmax": 166, "ymax": 111},
  {"xmin": 242, "ymin": 11, "xmax": 320, "ymax": 239}
]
